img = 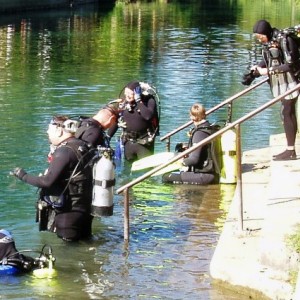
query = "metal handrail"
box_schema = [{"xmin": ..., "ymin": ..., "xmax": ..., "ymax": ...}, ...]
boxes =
[
  {"xmin": 117, "ymin": 77, "xmax": 270, "ymax": 194},
  {"xmin": 160, "ymin": 78, "xmax": 269, "ymax": 147},
  {"xmin": 117, "ymin": 81, "xmax": 300, "ymax": 242}
]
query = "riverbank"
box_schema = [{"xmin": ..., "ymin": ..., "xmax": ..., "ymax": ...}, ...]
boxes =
[{"xmin": 210, "ymin": 133, "xmax": 300, "ymax": 299}]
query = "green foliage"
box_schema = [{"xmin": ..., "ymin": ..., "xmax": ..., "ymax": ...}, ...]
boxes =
[
  {"xmin": 285, "ymin": 225, "xmax": 300, "ymax": 288},
  {"xmin": 286, "ymin": 224, "xmax": 300, "ymax": 253},
  {"xmin": 116, "ymin": 0, "xmax": 131, "ymax": 3},
  {"xmin": 289, "ymin": 270, "xmax": 298, "ymax": 288}
]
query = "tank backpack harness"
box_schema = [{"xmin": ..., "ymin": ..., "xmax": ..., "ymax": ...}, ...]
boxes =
[
  {"xmin": 141, "ymin": 82, "xmax": 160, "ymax": 138},
  {"xmin": 37, "ymin": 140, "xmax": 94, "ymax": 231},
  {"xmin": 264, "ymin": 28, "xmax": 300, "ymax": 99},
  {"xmin": 118, "ymin": 82, "xmax": 160, "ymax": 146},
  {"xmin": 46, "ymin": 140, "xmax": 92, "ymax": 208},
  {"xmin": 74, "ymin": 125, "xmax": 116, "ymax": 217},
  {"xmin": 188, "ymin": 123, "xmax": 221, "ymax": 174}
]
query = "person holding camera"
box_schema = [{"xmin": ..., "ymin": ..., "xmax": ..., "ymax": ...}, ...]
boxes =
[
  {"xmin": 244, "ymin": 20, "xmax": 300, "ymax": 161},
  {"xmin": 12, "ymin": 116, "xmax": 94, "ymax": 242}
]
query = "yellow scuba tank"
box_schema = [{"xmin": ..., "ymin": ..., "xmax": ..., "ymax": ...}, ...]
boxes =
[
  {"xmin": 211, "ymin": 132, "xmax": 222, "ymax": 177},
  {"xmin": 91, "ymin": 147, "xmax": 115, "ymax": 217},
  {"xmin": 219, "ymin": 126, "xmax": 237, "ymax": 184}
]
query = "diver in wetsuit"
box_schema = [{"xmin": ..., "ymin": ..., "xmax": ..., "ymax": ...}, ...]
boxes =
[
  {"xmin": 108, "ymin": 81, "xmax": 159, "ymax": 162},
  {"xmin": 250, "ymin": 20, "xmax": 300, "ymax": 161},
  {"xmin": 162, "ymin": 103, "xmax": 219, "ymax": 185},
  {"xmin": 0, "ymin": 229, "xmax": 35, "ymax": 274},
  {"xmin": 12, "ymin": 116, "xmax": 94, "ymax": 242},
  {"xmin": 75, "ymin": 105, "xmax": 118, "ymax": 149}
]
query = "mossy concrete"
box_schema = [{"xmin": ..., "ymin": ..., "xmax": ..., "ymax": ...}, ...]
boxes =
[{"xmin": 210, "ymin": 133, "xmax": 300, "ymax": 300}]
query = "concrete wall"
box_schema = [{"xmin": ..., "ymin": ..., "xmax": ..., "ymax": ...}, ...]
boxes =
[{"xmin": 0, "ymin": 0, "xmax": 98, "ymax": 12}]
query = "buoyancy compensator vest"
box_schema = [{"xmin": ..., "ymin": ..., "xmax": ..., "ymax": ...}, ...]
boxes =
[
  {"xmin": 264, "ymin": 34, "xmax": 300, "ymax": 99},
  {"xmin": 44, "ymin": 140, "xmax": 93, "ymax": 210},
  {"xmin": 37, "ymin": 139, "xmax": 94, "ymax": 231},
  {"xmin": 118, "ymin": 82, "xmax": 160, "ymax": 139},
  {"xmin": 187, "ymin": 123, "xmax": 221, "ymax": 174}
]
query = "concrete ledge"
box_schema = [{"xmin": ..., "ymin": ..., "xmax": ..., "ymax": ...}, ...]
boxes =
[{"xmin": 210, "ymin": 133, "xmax": 300, "ymax": 299}]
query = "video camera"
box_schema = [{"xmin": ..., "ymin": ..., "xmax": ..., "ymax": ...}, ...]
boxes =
[{"xmin": 241, "ymin": 69, "xmax": 260, "ymax": 86}]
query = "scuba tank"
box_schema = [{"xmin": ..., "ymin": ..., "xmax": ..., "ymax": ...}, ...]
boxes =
[
  {"xmin": 219, "ymin": 105, "xmax": 237, "ymax": 184},
  {"xmin": 219, "ymin": 127, "xmax": 237, "ymax": 184},
  {"xmin": 91, "ymin": 147, "xmax": 115, "ymax": 217}
]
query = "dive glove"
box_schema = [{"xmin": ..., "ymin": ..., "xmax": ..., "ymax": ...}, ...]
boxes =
[
  {"xmin": 12, "ymin": 167, "xmax": 27, "ymax": 180},
  {"xmin": 118, "ymin": 117, "xmax": 127, "ymax": 128},
  {"xmin": 241, "ymin": 69, "xmax": 260, "ymax": 86},
  {"xmin": 175, "ymin": 143, "xmax": 188, "ymax": 152},
  {"xmin": 133, "ymin": 86, "xmax": 142, "ymax": 102}
]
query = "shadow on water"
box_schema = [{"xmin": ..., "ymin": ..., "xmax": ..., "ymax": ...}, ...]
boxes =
[
  {"xmin": 106, "ymin": 178, "xmax": 238, "ymax": 300},
  {"xmin": 1, "ymin": 179, "xmax": 234, "ymax": 300},
  {"xmin": 0, "ymin": 2, "xmax": 115, "ymax": 28}
]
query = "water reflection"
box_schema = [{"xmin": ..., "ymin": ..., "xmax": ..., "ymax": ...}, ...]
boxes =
[
  {"xmin": 118, "ymin": 181, "xmax": 235, "ymax": 299},
  {"xmin": 0, "ymin": 0, "xmax": 299, "ymax": 299}
]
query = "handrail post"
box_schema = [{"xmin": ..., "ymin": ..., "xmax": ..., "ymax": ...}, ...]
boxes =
[
  {"xmin": 117, "ymin": 82, "xmax": 300, "ymax": 245},
  {"xmin": 124, "ymin": 188, "xmax": 130, "ymax": 242},
  {"xmin": 166, "ymin": 137, "xmax": 170, "ymax": 152},
  {"xmin": 235, "ymin": 124, "xmax": 243, "ymax": 231}
]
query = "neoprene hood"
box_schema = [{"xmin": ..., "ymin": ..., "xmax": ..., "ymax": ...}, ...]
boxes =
[{"xmin": 253, "ymin": 20, "xmax": 273, "ymax": 40}]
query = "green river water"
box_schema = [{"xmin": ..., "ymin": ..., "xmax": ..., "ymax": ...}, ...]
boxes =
[{"xmin": 0, "ymin": 1, "xmax": 299, "ymax": 299}]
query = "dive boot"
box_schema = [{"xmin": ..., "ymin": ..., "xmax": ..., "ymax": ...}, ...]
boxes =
[{"xmin": 273, "ymin": 150, "xmax": 297, "ymax": 161}]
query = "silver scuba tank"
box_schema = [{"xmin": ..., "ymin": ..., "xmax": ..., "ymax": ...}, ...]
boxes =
[{"xmin": 91, "ymin": 147, "xmax": 115, "ymax": 217}]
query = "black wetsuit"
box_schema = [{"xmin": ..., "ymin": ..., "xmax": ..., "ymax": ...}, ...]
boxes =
[
  {"xmin": 163, "ymin": 121, "xmax": 217, "ymax": 185},
  {"xmin": 75, "ymin": 117, "xmax": 108, "ymax": 148},
  {"xmin": 109, "ymin": 95, "xmax": 158, "ymax": 161},
  {"xmin": 22, "ymin": 137, "xmax": 93, "ymax": 241},
  {"xmin": 259, "ymin": 33, "xmax": 300, "ymax": 147}
]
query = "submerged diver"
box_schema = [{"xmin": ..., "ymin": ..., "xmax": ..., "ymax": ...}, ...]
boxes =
[
  {"xmin": 12, "ymin": 116, "xmax": 94, "ymax": 242},
  {"xmin": 108, "ymin": 81, "xmax": 159, "ymax": 162},
  {"xmin": 0, "ymin": 229, "xmax": 56, "ymax": 277},
  {"xmin": 248, "ymin": 20, "xmax": 300, "ymax": 161},
  {"xmin": 162, "ymin": 103, "xmax": 219, "ymax": 185},
  {"xmin": 0, "ymin": 229, "xmax": 36, "ymax": 274}
]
